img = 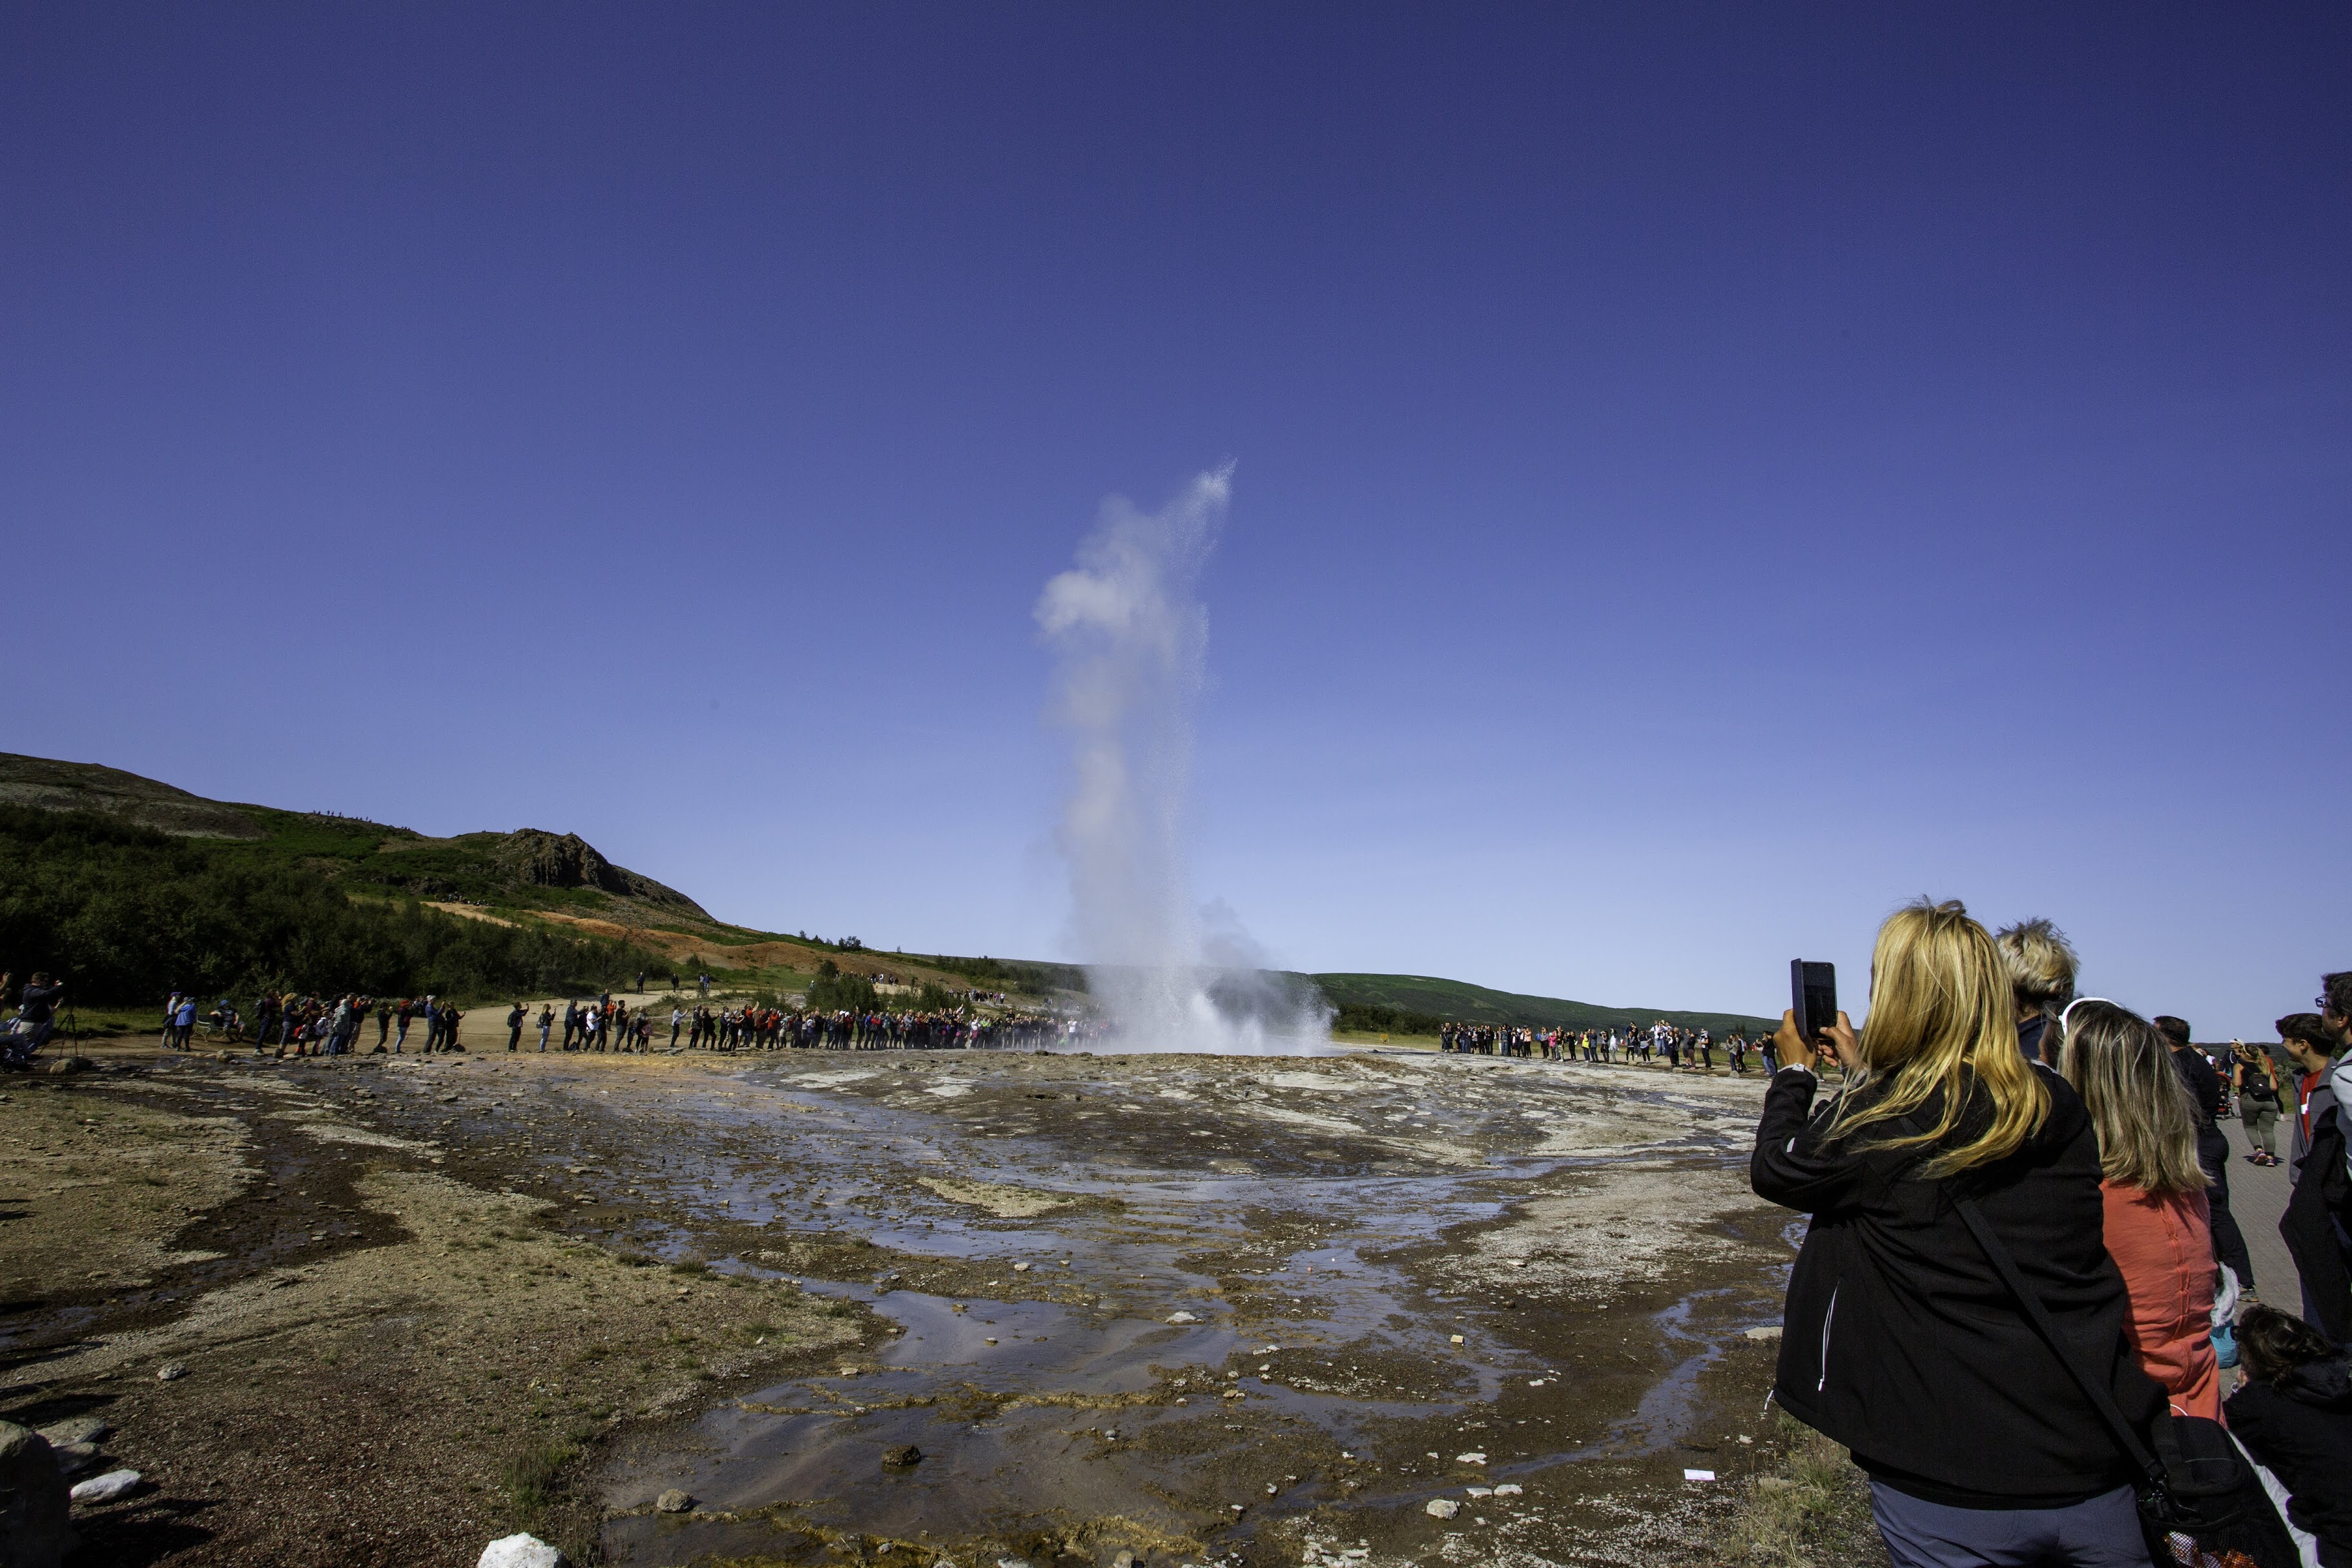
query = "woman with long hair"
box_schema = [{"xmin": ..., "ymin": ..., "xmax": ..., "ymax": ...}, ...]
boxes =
[
  {"xmin": 2059, "ymin": 999, "xmax": 2221, "ymax": 1421},
  {"xmin": 1755, "ymin": 899, "xmax": 2163, "ymax": 1568}
]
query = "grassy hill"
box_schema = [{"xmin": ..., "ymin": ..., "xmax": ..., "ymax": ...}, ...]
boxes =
[
  {"xmin": 0, "ymin": 754, "xmax": 1068, "ymax": 1009},
  {"xmin": 2, "ymin": 753, "xmax": 1775, "ymax": 1033},
  {"xmin": 0, "ymin": 754, "xmax": 707, "ymax": 916},
  {"xmin": 1309, "ymin": 971, "xmax": 1775, "ymax": 1037}
]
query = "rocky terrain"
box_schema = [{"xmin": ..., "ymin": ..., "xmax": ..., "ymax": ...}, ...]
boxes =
[{"xmin": 1, "ymin": 1041, "xmax": 1866, "ymax": 1567}]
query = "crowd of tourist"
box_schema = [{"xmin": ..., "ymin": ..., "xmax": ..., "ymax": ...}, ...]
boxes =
[
  {"xmin": 1439, "ymin": 1018, "xmax": 1773, "ymax": 1071},
  {"xmin": 1751, "ymin": 900, "xmax": 2351, "ymax": 1568},
  {"xmin": 563, "ymin": 996, "xmax": 1088, "ymax": 1053}
]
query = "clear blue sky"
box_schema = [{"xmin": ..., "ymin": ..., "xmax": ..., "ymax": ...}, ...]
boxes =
[{"xmin": 6, "ymin": 5, "xmax": 2346, "ymax": 1036}]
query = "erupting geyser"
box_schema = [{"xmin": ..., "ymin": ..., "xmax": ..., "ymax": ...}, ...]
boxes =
[{"xmin": 1035, "ymin": 466, "xmax": 1329, "ymax": 1053}]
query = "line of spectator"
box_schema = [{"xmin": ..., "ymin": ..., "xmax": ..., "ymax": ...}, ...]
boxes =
[{"xmin": 1755, "ymin": 900, "xmax": 2350, "ymax": 1568}]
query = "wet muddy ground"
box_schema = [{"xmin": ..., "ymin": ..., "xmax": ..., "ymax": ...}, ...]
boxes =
[{"xmin": 3, "ymin": 1043, "xmax": 1812, "ymax": 1566}]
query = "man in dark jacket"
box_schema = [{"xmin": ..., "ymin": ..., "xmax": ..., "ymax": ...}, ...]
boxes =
[
  {"xmin": 2155, "ymin": 1015, "xmax": 2259, "ymax": 1296},
  {"xmin": 1753, "ymin": 1051, "xmax": 2161, "ymax": 1519}
]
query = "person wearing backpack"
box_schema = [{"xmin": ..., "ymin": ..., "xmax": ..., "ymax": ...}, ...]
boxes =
[
  {"xmin": 2237, "ymin": 1042, "xmax": 2287, "ymax": 1167},
  {"xmin": 1753, "ymin": 899, "xmax": 2163, "ymax": 1567}
]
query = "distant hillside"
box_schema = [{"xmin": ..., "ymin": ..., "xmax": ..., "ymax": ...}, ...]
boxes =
[
  {"xmin": 0, "ymin": 801, "xmax": 658, "ymax": 1006},
  {"xmin": 0, "ymin": 754, "xmax": 707, "ymax": 918},
  {"xmin": 1309, "ymin": 971, "xmax": 1775, "ymax": 1037},
  {"xmin": 2, "ymin": 753, "xmax": 1779, "ymax": 1029}
]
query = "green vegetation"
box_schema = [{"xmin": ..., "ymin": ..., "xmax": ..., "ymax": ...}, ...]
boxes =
[
  {"xmin": 804, "ymin": 969, "xmax": 880, "ymax": 1014},
  {"xmin": 1720, "ymin": 1412, "xmax": 1885, "ymax": 1566},
  {"xmin": 1330, "ymin": 1000, "xmax": 1447, "ymax": 1037},
  {"xmin": 0, "ymin": 804, "xmax": 661, "ymax": 1006},
  {"xmin": 499, "ymin": 1435, "xmax": 575, "ymax": 1515},
  {"xmin": 917, "ymin": 952, "xmax": 1082, "ymax": 995},
  {"xmin": 0, "ymin": 752, "xmax": 707, "ymax": 918},
  {"xmin": 1310, "ymin": 971, "xmax": 1775, "ymax": 1036}
]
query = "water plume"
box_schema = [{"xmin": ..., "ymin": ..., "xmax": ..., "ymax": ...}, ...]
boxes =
[{"xmin": 1035, "ymin": 467, "xmax": 1330, "ymax": 1053}]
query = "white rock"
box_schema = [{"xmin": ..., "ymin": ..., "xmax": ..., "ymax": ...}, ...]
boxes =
[
  {"xmin": 1492, "ymin": 1482, "xmax": 1523, "ymax": 1496},
  {"xmin": 1448, "ymin": 1334, "xmax": 1465, "ymax": 1345},
  {"xmin": 1744, "ymin": 1325, "xmax": 1782, "ymax": 1340},
  {"xmin": 1455, "ymin": 1451, "xmax": 1487, "ymax": 1464},
  {"xmin": 1465, "ymin": 1485, "xmax": 1492, "ymax": 1497},
  {"xmin": 1166, "ymin": 1310, "xmax": 1200, "ymax": 1325},
  {"xmin": 1012, "ymin": 1262, "xmax": 1031, "ymax": 1272},
  {"xmin": 70, "ymin": 1468, "xmax": 141, "ymax": 1503},
  {"xmin": 1683, "ymin": 1467, "xmax": 1716, "ymax": 1482},
  {"xmin": 479, "ymin": 1534, "xmax": 566, "ymax": 1568},
  {"xmin": 1424, "ymin": 1498, "xmax": 1461, "ymax": 1518}
]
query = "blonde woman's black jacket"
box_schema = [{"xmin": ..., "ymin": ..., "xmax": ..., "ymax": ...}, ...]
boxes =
[{"xmin": 1751, "ymin": 1061, "xmax": 2164, "ymax": 1507}]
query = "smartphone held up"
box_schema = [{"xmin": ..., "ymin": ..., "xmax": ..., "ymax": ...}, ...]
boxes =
[{"xmin": 1790, "ymin": 960, "xmax": 1837, "ymax": 1047}]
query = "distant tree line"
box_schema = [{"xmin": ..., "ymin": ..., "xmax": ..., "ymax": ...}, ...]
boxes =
[
  {"xmin": 0, "ymin": 805, "xmax": 661, "ymax": 1006},
  {"xmin": 1331, "ymin": 1000, "xmax": 1448, "ymax": 1037},
  {"xmin": 919, "ymin": 953, "xmax": 1080, "ymax": 995}
]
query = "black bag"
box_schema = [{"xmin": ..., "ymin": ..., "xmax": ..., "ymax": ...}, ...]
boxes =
[{"xmin": 1950, "ymin": 1192, "xmax": 2300, "ymax": 1568}]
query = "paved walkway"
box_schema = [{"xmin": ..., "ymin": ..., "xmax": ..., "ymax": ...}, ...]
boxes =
[{"xmin": 2220, "ymin": 1115, "xmax": 2300, "ymax": 1308}]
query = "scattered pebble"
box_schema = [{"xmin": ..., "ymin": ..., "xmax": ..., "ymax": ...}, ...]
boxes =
[
  {"xmin": 655, "ymin": 1488, "xmax": 692, "ymax": 1513},
  {"xmin": 1683, "ymin": 1468, "xmax": 1716, "ymax": 1483},
  {"xmin": 1425, "ymin": 1498, "xmax": 1461, "ymax": 1518},
  {"xmin": 1455, "ymin": 1451, "xmax": 1487, "ymax": 1465},
  {"xmin": 155, "ymin": 1363, "xmax": 187, "ymax": 1381},
  {"xmin": 1166, "ymin": 1311, "xmax": 1199, "ymax": 1325}
]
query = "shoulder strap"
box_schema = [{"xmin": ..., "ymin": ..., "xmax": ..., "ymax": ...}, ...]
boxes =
[{"xmin": 1948, "ymin": 1189, "xmax": 2165, "ymax": 1489}]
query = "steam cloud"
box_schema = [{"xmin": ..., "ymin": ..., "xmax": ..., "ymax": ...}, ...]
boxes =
[{"xmin": 1035, "ymin": 467, "xmax": 1330, "ymax": 1053}]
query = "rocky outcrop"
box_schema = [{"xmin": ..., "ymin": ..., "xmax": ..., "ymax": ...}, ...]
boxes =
[
  {"xmin": 0, "ymin": 1420, "xmax": 75, "ymax": 1568},
  {"xmin": 490, "ymin": 830, "xmax": 707, "ymax": 916},
  {"xmin": 0, "ymin": 753, "xmax": 265, "ymax": 840}
]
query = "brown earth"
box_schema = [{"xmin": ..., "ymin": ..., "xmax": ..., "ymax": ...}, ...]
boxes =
[{"xmin": 4, "ymin": 1042, "xmax": 1886, "ymax": 1568}]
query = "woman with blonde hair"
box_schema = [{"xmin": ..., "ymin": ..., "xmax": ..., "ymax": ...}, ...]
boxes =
[
  {"xmin": 2059, "ymin": 998, "xmax": 2222, "ymax": 1423},
  {"xmin": 1755, "ymin": 899, "xmax": 2163, "ymax": 1568}
]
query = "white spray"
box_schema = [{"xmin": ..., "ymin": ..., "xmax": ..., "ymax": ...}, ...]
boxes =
[{"xmin": 1035, "ymin": 467, "xmax": 1330, "ymax": 1053}]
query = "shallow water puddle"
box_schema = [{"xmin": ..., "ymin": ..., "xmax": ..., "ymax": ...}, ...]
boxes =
[{"xmin": 597, "ymin": 1053, "xmax": 1782, "ymax": 1563}]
